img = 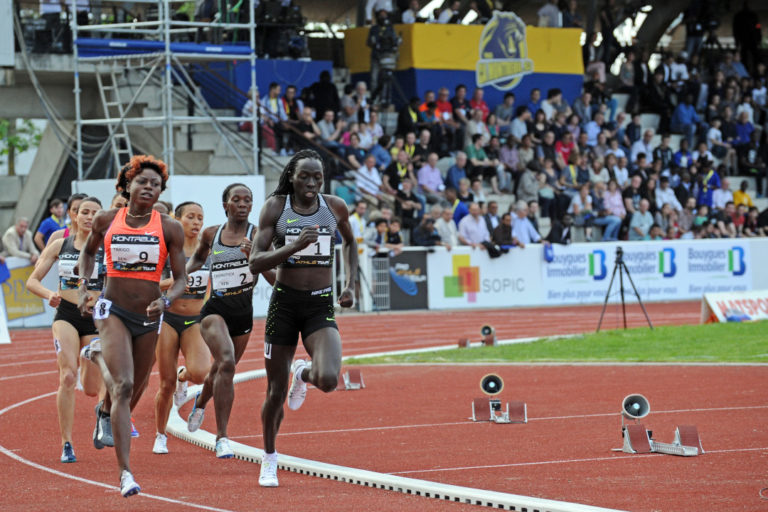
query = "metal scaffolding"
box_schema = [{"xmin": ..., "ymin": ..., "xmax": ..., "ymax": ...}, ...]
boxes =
[{"xmin": 70, "ymin": 0, "xmax": 259, "ymax": 179}]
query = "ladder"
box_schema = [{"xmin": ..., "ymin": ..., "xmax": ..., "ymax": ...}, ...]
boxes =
[{"xmin": 95, "ymin": 69, "xmax": 134, "ymax": 175}]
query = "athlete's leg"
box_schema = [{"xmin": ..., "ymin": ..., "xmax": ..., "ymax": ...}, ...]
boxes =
[
  {"xmin": 79, "ymin": 334, "xmax": 104, "ymax": 398},
  {"xmin": 302, "ymin": 327, "xmax": 342, "ymax": 392},
  {"xmin": 52, "ymin": 321, "xmax": 81, "ymax": 447},
  {"xmin": 199, "ymin": 314, "xmax": 241, "ymax": 439},
  {"xmin": 261, "ymin": 343, "xmax": 298, "ymax": 454},
  {"xmin": 96, "ymin": 316, "xmax": 134, "ymax": 477},
  {"xmin": 154, "ymin": 323, "xmax": 180, "ymax": 435},
  {"xmin": 179, "ymin": 323, "xmax": 212, "ymax": 384}
]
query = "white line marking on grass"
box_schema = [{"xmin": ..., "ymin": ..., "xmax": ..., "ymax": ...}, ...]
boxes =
[
  {"xmin": 0, "ymin": 392, "xmax": 236, "ymax": 512},
  {"xmin": 389, "ymin": 447, "xmax": 768, "ymax": 475}
]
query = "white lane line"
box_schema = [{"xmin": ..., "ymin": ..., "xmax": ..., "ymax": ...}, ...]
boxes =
[
  {"xmin": 0, "ymin": 392, "xmax": 236, "ymax": 512},
  {"xmin": 0, "ymin": 359, "xmax": 55, "ymax": 368},
  {"xmin": 230, "ymin": 404, "xmax": 768, "ymax": 440},
  {"xmin": 389, "ymin": 447, "xmax": 768, "ymax": 475},
  {"xmin": 0, "ymin": 370, "xmax": 57, "ymax": 381}
]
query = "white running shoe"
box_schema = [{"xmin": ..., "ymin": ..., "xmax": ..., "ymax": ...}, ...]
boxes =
[
  {"xmin": 120, "ymin": 470, "xmax": 140, "ymax": 497},
  {"xmin": 187, "ymin": 392, "xmax": 204, "ymax": 432},
  {"xmin": 287, "ymin": 359, "xmax": 309, "ymax": 411},
  {"xmin": 215, "ymin": 437, "xmax": 234, "ymax": 459},
  {"xmin": 152, "ymin": 433, "xmax": 168, "ymax": 454},
  {"xmin": 173, "ymin": 366, "xmax": 188, "ymax": 407},
  {"xmin": 80, "ymin": 338, "xmax": 101, "ymax": 362},
  {"xmin": 259, "ymin": 453, "xmax": 279, "ymax": 487}
]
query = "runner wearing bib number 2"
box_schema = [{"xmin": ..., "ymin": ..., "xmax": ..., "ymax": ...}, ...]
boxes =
[
  {"xmin": 77, "ymin": 156, "xmax": 187, "ymax": 498},
  {"xmin": 184, "ymin": 183, "xmax": 275, "ymax": 460},
  {"xmin": 249, "ymin": 150, "xmax": 358, "ymax": 487},
  {"xmin": 153, "ymin": 201, "xmax": 212, "ymax": 455}
]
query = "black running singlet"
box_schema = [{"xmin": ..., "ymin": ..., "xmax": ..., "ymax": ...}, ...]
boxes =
[
  {"xmin": 206, "ymin": 223, "xmax": 256, "ymax": 311},
  {"xmin": 58, "ymin": 237, "xmax": 105, "ymax": 291},
  {"xmin": 272, "ymin": 195, "xmax": 338, "ymax": 269}
]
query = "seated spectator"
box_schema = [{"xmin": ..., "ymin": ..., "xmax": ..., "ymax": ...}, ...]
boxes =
[
  {"xmin": 678, "ymin": 197, "xmax": 696, "ymax": 234},
  {"xmin": 527, "ymin": 88, "xmax": 542, "ymax": 115},
  {"xmin": 560, "ymin": 153, "xmax": 589, "ymax": 197},
  {"xmin": 623, "ymin": 174, "xmax": 645, "ymax": 216},
  {"xmin": 492, "ymin": 212, "xmax": 518, "ymax": 250},
  {"xmin": 613, "ymin": 156, "xmax": 630, "ymax": 188},
  {"xmin": 458, "ymin": 203, "xmax": 490, "ymax": 249},
  {"xmin": 604, "ymin": 179, "xmax": 626, "ymax": 219},
  {"xmin": 546, "ymin": 214, "xmax": 573, "ymax": 245},
  {"xmin": 383, "ymin": 149, "xmax": 416, "ymax": 195},
  {"xmin": 457, "ymin": 177, "xmax": 473, "ymax": 203},
  {"xmin": 317, "ymin": 110, "xmax": 345, "ymax": 153},
  {"xmin": 445, "ymin": 151, "xmax": 469, "ymax": 191},
  {"xmin": 656, "ymin": 176, "xmax": 682, "ymax": 212},
  {"xmin": 435, "ymin": 207, "xmax": 458, "ymax": 248},
  {"xmin": 567, "ymin": 183, "xmax": 595, "ymax": 240},
  {"xmin": 654, "ymin": 203, "xmax": 678, "ymax": 234},
  {"xmin": 737, "ymin": 131, "xmax": 766, "ymax": 196},
  {"xmin": 387, "ymin": 218, "xmax": 405, "ymax": 248},
  {"xmin": 238, "ymin": 86, "xmax": 265, "ymax": 133},
  {"xmin": 516, "ymin": 164, "xmax": 539, "ymax": 205},
  {"xmin": 369, "ymin": 135, "xmax": 393, "ymax": 170},
  {"xmin": 589, "ymin": 158, "xmax": 610, "ymax": 185},
  {"xmin": 469, "ymin": 88, "xmax": 490, "ymax": 121},
  {"xmin": 734, "ymin": 111, "xmax": 754, "ymax": 147},
  {"xmin": 647, "ymin": 223, "xmax": 664, "ymax": 241},
  {"xmin": 592, "ymin": 181, "xmax": 623, "ymax": 241},
  {"xmin": 517, "ymin": 134, "xmax": 536, "ymax": 170},
  {"xmin": 712, "ymin": 179, "xmax": 733, "ymax": 211},
  {"xmin": 693, "ymin": 204, "xmax": 710, "ymax": 227},
  {"xmin": 466, "ymin": 134, "xmax": 502, "ymax": 194},
  {"xmin": 494, "ymin": 92, "xmax": 516, "ymax": 135},
  {"xmin": 355, "ymin": 154, "xmax": 392, "ymax": 207},
  {"xmin": 294, "ymin": 107, "xmax": 321, "ymax": 150},
  {"xmin": 733, "ymin": 179, "xmax": 754, "ymax": 207},
  {"xmin": 483, "ymin": 200, "xmax": 500, "ymax": 233},
  {"xmin": 346, "ymin": 133, "xmax": 367, "ymax": 169},
  {"xmin": 673, "ymin": 138, "xmax": 693, "ymax": 169},
  {"xmin": 511, "ymin": 200, "xmax": 545, "ymax": 246},
  {"xmin": 555, "ymin": 131, "xmax": 576, "ymax": 167},
  {"xmin": 670, "ymin": 94, "xmax": 702, "ymax": 148},
  {"xmin": 584, "ymin": 112, "xmax": 608, "ymax": 147},
  {"xmin": 691, "ymin": 141, "xmax": 714, "ymax": 166},
  {"xmin": 743, "ymin": 207, "xmax": 765, "ymax": 237},
  {"xmin": 445, "ymin": 187, "xmax": 469, "ymax": 225},
  {"xmin": 572, "ymin": 92, "xmax": 592, "ymax": 129},
  {"xmin": 412, "ymin": 129, "xmax": 433, "ymax": 168},
  {"xmin": 397, "ymin": 97, "xmax": 422, "ymax": 136},
  {"xmin": 465, "ymin": 108, "xmax": 491, "ymax": 148},
  {"xmin": 412, "ymin": 216, "xmax": 444, "ymax": 246},
  {"xmin": 450, "ymin": 84, "xmax": 470, "ymax": 131},
  {"xmin": 653, "ymin": 134, "xmax": 674, "ymax": 173},
  {"xmin": 437, "ymin": 1, "xmax": 461, "ymax": 24},
  {"xmin": 629, "ymin": 198, "xmax": 654, "ymax": 240},
  {"xmin": 470, "ymin": 178, "xmax": 487, "ymax": 205},
  {"xmin": 715, "ymin": 201, "xmax": 737, "ymax": 238},
  {"xmin": 34, "ymin": 198, "xmax": 66, "ymax": 251},
  {"xmin": 417, "ymin": 152, "xmax": 445, "ymax": 203},
  {"xmin": 348, "ymin": 200, "xmax": 368, "ymax": 245},
  {"xmin": 630, "ymin": 129, "xmax": 654, "ymax": 164},
  {"xmin": 364, "ymin": 218, "xmax": 402, "ymax": 255},
  {"xmin": 3, "ymin": 217, "xmax": 40, "ymax": 264},
  {"xmin": 707, "ymin": 118, "xmax": 737, "ymax": 173},
  {"xmin": 541, "ymin": 88, "xmax": 570, "ymax": 122},
  {"xmin": 401, "ymin": 0, "xmax": 422, "ymax": 23},
  {"xmin": 394, "ymin": 179, "xmax": 422, "ymax": 238}
]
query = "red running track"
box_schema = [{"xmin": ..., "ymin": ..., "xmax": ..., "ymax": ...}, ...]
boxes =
[{"xmin": 1, "ymin": 301, "xmax": 766, "ymax": 511}]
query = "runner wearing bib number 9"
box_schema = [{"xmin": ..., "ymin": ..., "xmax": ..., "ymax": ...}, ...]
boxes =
[
  {"xmin": 249, "ymin": 149, "xmax": 359, "ymax": 487},
  {"xmin": 76, "ymin": 155, "xmax": 187, "ymax": 498},
  {"xmin": 152, "ymin": 201, "xmax": 212, "ymax": 455},
  {"xmin": 184, "ymin": 183, "xmax": 275, "ymax": 460}
]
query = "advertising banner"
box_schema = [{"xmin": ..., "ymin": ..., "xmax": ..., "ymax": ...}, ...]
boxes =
[
  {"xmin": 388, "ymin": 249, "xmax": 428, "ymax": 310},
  {"xmin": 701, "ymin": 290, "xmax": 768, "ymax": 323},
  {"xmin": 427, "ymin": 246, "xmax": 544, "ymax": 310},
  {"xmin": 541, "ymin": 240, "xmax": 752, "ymax": 305}
]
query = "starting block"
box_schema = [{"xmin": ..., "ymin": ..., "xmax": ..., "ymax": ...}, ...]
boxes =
[
  {"xmin": 471, "ymin": 398, "xmax": 527, "ymax": 424},
  {"xmin": 458, "ymin": 338, "xmax": 471, "ymax": 348},
  {"xmin": 621, "ymin": 424, "xmax": 702, "ymax": 456},
  {"xmin": 336, "ymin": 369, "xmax": 365, "ymax": 390}
]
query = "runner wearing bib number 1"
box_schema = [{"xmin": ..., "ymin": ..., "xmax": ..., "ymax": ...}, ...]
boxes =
[
  {"xmin": 184, "ymin": 183, "xmax": 275, "ymax": 459},
  {"xmin": 249, "ymin": 150, "xmax": 359, "ymax": 487},
  {"xmin": 152, "ymin": 201, "xmax": 212, "ymax": 455},
  {"xmin": 77, "ymin": 156, "xmax": 187, "ymax": 498}
]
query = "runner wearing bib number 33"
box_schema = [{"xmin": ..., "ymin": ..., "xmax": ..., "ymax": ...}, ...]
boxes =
[{"xmin": 249, "ymin": 150, "xmax": 358, "ymax": 487}]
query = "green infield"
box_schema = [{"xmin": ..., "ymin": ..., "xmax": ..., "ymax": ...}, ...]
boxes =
[{"xmin": 346, "ymin": 322, "xmax": 768, "ymax": 364}]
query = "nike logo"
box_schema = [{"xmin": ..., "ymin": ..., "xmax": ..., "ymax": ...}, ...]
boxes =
[
  {"xmin": 326, "ymin": 317, "xmax": 335, "ymax": 322},
  {"xmin": 320, "ymin": 293, "xmax": 330, "ymax": 297},
  {"xmin": 143, "ymin": 321, "xmax": 158, "ymax": 326},
  {"xmin": 145, "ymin": 231, "xmax": 157, "ymax": 236},
  {"xmin": 276, "ymin": 287, "xmax": 282, "ymax": 292},
  {"xmin": 244, "ymin": 329, "xmax": 252, "ymax": 333},
  {"xmin": 184, "ymin": 320, "xmax": 196, "ymax": 325},
  {"xmin": 213, "ymin": 249, "xmax": 225, "ymax": 255},
  {"xmin": 286, "ymin": 218, "xmax": 299, "ymax": 223}
]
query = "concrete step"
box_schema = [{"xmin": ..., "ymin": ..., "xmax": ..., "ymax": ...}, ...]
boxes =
[
  {"xmin": 208, "ymin": 154, "xmax": 252, "ymax": 174},
  {"xmin": 640, "ymin": 113, "xmax": 660, "ymax": 134},
  {"xmin": 755, "ymin": 197, "xmax": 768, "ymax": 210},
  {"xmin": 613, "ymin": 93, "xmax": 629, "ymax": 116},
  {"xmin": 174, "ymin": 150, "xmax": 215, "ymax": 174}
]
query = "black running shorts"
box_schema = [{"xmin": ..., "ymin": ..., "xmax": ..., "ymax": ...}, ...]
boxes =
[
  {"xmin": 265, "ymin": 282, "xmax": 338, "ymax": 346},
  {"xmin": 53, "ymin": 299, "xmax": 98, "ymax": 337},
  {"xmin": 162, "ymin": 310, "xmax": 200, "ymax": 337},
  {"xmin": 200, "ymin": 299, "xmax": 253, "ymax": 337}
]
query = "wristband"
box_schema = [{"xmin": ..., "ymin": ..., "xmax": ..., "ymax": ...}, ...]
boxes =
[
  {"xmin": 162, "ymin": 296, "xmax": 171, "ymax": 310},
  {"xmin": 78, "ymin": 278, "xmax": 88, "ymax": 288}
]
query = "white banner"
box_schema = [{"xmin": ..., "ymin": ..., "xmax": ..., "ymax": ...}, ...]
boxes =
[
  {"xmin": 426, "ymin": 246, "xmax": 544, "ymax": 309},
  {"xmin": 541, "ymin": 239, "xmax": 753, "ymax": 305},
  {"xmin": 0, "ymin": 1, "xmax": 13, "ymax": 67},
  {"xmin": 701, "ymin": 289, "xmax": 768, "ymax": 323}
]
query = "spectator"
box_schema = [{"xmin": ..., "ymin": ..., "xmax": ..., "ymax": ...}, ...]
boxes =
[
  {"xmin": 527, "ymin": 89, "xmax": 542, "ymax": 116},
  {"xmin": 630, "ymin": 129, "xmax": 654, "ymax": 163},
  {"xmin": 346, "ymin": 133, "xmax": 368, "ymax": 169},
  {"xmin": 388, "ymin": 218, "xmax": 405, "ymax": 248},
  {"xmin": 537, "ymin": 0, "xmax": 562, "ymax": 27},
  {"xmin": 516, "ymin": 164, "xmax": 539, "ymax": 204},
  {"xmin": 715, "ymin": 201, "xmax": 737, "ymax": 238},
  {"xmin": 540, "ymin": 88, "xmax": 569, "ymax": 122},
  {"xmin": 623, "ymin": 174, "xmax": 645, "ymax": 215},
  {"xmin": 737, "ymin": 131, "xmax": 766, "ymax": 196},
  {"xmin": 494, "ymin": 92, "xmax": 516, "ymax": 135},
  {"xmin": 458, "ymin": 203, "xmax": 490, "ymax": 249},
  {"xmin": 437, "ymin": 1, "xmax": 461, "ymax": 23},
  {"xmin": 412, "ymin": 129, "xmax": 433, "ymax": 168},
  {"xmin": 675, "ymin": 172, "xmax": 695, "ymax": 206},
  {"xmin": 383, "ymin": 149, "xmax": 416, "ymax": 194},
  {"xmin": 511, "ymin": 200, "xmax": 545, "ymax": 246},
  {"xmin": 34, "ymin": 198, "xmax": 66, "ymax": 250},
  {"xmin": 470, "ymin": 178, "xmax": 487, "ymax": 205},
  {"xmin": 483, "ymin": 201, "xmax": 500, "ymax": 234},
  {"xmin": 589, "ymin": 158, "xmax": 610, "ymax": 185},
  {"xmin": 397, "ymin": 97, "xmax": 422, "ymax": 137},
  {"xmin": 417, "ymin": 152, "xmax": 445, "ymax": 203},
  {"xmin": 712, "ymin": 179, "xmax": 734, "ymax": 211},
  {"xmin": 466, "ymin": 134, "xmax": 502, "ymax": 195},
  {"xmin": 308, "ymin": 71, "xmax": 340, "ymax": 120},
  {"xmin": 492, "ymin": 212, "xmax": 518, "ymax": 249},
  {"xmin": 435, "ymin": 207, "xmax": 458, "ymax": 248},
  {"xmin": 546, "ymin": 214, "xmax": 573, "ymax": 244},
  {"xmin": 743, "ymin": 207, "xmax": 765, "ymax": 237},
  {"xmin": 3, "ymin": 217, "xmax": 40, "ymax": 263},
  {"xmin": 510, "ymin": 106, "xmax": 531, "ymax": 145},
  {"xmin": 348, "ymin": 201, "xmax": 368, "ymax": 245},
  {"xmin": 469, "ymin": 88, "xmax": 490, "ymax": 122},
  {"xmin": 457, "ymin": 177, "xmax": 473, "ymax": 203},
  {"xmin": 365, "ymin": 217, "xmax": 401, "ymax": 254},
  {"xmin": 656, "ymin": 176, "xmax": 682, "ymax": 212},
  {"xmin": 733, "ymin": 180, "xmax": 754, "ymax": 207},
  {"xmin": 573, "ymin": 92, "xmax": 593, "ymax": 128},
  {"xmin": 412, "ymin": 216, "xmax": 443, "ymax": 247},
  {"xmin": 369, "ymin": 135, "xmax": 393, "ymax": 170},
  {"xmin": 653, "ymin": 134, "xmax": 674, "ymax": 173},
  {"xmin": 647, "ymin": 223, "xmax": 664, "ymax": 241},
  {"xmin": 592, "ymin": 181, "xmax": 623, "ymax": 241},
  {"xmin": 317, "ymin": 110, "xmax": 345, "ymax": 153},
  {"xmin": 604, "ymin": 179, "xmax": 626, "ymax": 219},
  {"xmin": 450, "ymin": 84, "xmax": 470, "ymax": 129},
  {"xmin": 465, "ymin": 108, "xmax": 491, "ymax": 148},
  {"xmin": 691, "ymin": 141, "xmax": 714, "ymax": 166},
  {"xmin": 697, "ymin": 164, "xmax": 721, "ymax": 208},
  {"xmin": 394, "ymin": 179, "xmax": 422, "ymax": 238},
  {"xmin": 671, "ymin": 94, "xmax": 702, "ymax": 149},
  {"xmin": 678, "ymin": 197, "xmax": 697, "ymax": 234},
  {"xmin": 613, "ymin": 156, "xmax": 630, "ymax": 188},
  {"xmin": 445, "ymin": 187, "xmax": 469, "ymax": 225},
  {"xmin": 629, "ymin": 198, "xmax": 654, "ymax": 240},
  {"xmin": 295, "ymin": 106, "xmax": 321, "ymax": 149},
  {"xmin": 673, "ymin": 138, "xmax": 694, "ymax": 169},
  {"xmin": 356, "ymin": 154, "xmax": 392, "ymax": 207},
  {"xmin": 445, "ymin": 151, "xmax": 468, "ymax": 191},
  {"xmin": 401, "ymin": 0, "xmax": 422, "ymax": 23},
  {"xmin": 734, "ymin": 111, "xmax": 754, "ymax": 147},
  {"xmin": 568, "ymin": 183, "xmax": 595, "ymax": 240}
]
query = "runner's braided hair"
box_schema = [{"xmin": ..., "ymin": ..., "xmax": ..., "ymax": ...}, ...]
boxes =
[
  {"xmin": 271, "ymin": 149, "xmax": 323, "ymax": 197},
  {"xmin": 115, "ymin": 155, "xmax": 169, "ymax": 199}
]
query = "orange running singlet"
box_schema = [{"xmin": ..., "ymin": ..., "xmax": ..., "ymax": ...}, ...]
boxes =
[{"xmin": 104, "ymin": 208, "xmax": 168, "ymax": 282}]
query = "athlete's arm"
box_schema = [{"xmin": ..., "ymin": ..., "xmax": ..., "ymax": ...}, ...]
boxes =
[
  {"xmin": 186, "ymin": 225, "xmax": 216, "ymax": 275},
  {"xmin": 149, "ymin": 216, "xmax": 187, "ymax": 318},
  {"xmin": 248, "ymin": 196, "xmax": 314, "ymax": 274},
  {"xmin": 76, "ymin": 209, "xmax": 116, "ymax": 315},
  {"xmin": 328, "ymin": 195, "xmax": 358, "ymax": 308},
  {"xmin": 25, "ymin": 238, "xmax": 64, "ymax": 307}
]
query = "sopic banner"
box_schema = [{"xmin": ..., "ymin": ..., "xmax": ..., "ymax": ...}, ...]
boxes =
[
  {"xmin": 541, "ymin": 240, "xmax": 752, "ymax": 305},
  {"xmin": 427, "ymin": 246, "xmax": 544, "ymax": 309}
]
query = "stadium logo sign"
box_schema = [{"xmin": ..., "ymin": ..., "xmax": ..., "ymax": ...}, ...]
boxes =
[
  {"xmin": 476, "ymin": 11, "xmax": 534, "ymax": 90},
  {"xmin": 588, "ymin": 250, "xmax": 607, "ymax": 281},
  {"xmin": 729, "ymin": 246, "xmax": 746, "ymax": 276},
  {"xmin": 657, "ymin": 248, "xmax": 677, "ymax": 278},
  {"xmin": 443, "ymin": 254, "xmax": 480, "ymax": 302},
  {"xmin": 687, "ymin": 246, "xmax": 746, "ymax": 276}
]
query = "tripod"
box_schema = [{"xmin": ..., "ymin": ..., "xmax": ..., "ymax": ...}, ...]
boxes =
[
  {"xmin": 596, "ymin": 246, "xmax": 653, "ymax": 332},
  {"xmin": 371, "ymin": 59, "xmax": 407, "ymax": 107}
]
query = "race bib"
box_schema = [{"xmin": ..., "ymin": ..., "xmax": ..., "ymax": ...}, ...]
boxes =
[
  {"xmin": 186, "ymin": 269, "xmax": 210, "ymax": 296},
  {"xmin": 285, "ymin": 226, "xmax": 332, "ymax": 258},
  {"xmin": 59, "ymin": 258, "xmax": 99, "ymax": 281},
  {"xmin": 93, "ymin": 297, "xmax": 112, "ymax": 320},
  {"xmin": 211, "ymin": 261, "xmax": 253, "ymax": 292},
  {"xmin": 110, "ymin": 234, "xmax": 160, "ymax": 272}
]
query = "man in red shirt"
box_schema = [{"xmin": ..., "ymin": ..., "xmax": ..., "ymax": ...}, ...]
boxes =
[
  {"xmin": 555, "ymin": 131, "xmax": 575, "ymax": 168},
  {"xmin": 469, "ymin": 87, "xmax": 490, "ymax": 122}
]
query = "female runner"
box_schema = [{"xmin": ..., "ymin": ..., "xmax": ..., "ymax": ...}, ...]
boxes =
[
  {"xmin": 185, "ymin": 183, "xmax": 274, "ymax": 459},
  {"xmin": 26, "ymin": 196, "xmax": 105, "ymax": 464},
  {"xmin": 249, "ymin": 150, "xmax": 358, "ymax": 487},
  {"xmin": 77, "ymin": 155, "xmax": 187, "ymax": 497},
  {"xmin": 152, "ymin": 201, "xmax": 212, "ymax": 454},
  {"xmin": 46, "ymin": 193, "xmax": 87, "ymax": 247}
]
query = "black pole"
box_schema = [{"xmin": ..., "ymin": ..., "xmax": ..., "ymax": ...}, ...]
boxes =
[
  {"xmin": 618, "ymin": 259, "xmax": 627, "ymax": 330},
  {"xmin": 622, "ymin": 261, "xmax": 654, "ymax": 330},
  {"xmin": 596, "ymin": 258, "xmax": 619, "ymax": 333}
]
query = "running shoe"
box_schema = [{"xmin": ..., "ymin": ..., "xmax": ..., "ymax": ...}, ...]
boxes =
[
  {"xmin": 93, "ymin": 402, "xmax": 114, "ymax": 449},
  {"xmin": 215, "ymin": 437, "xmax": 234, "ymax": 459},
  {"xmin": 60, "ymin": 442, "xmax": 76, "ymax": 463},
  {"xmin": 287, "ymin": 359, "xmax": 309, "ymax": 411},
  {"xmin": 130, "ymin": 418, "xmax": 139, "ymax": 438},
  {"xmin": 79, "ymin": 338, "xmax": 101, "ymax": 362},
  {"xmin": 173, "ymin": 366, "xmax": 188, "ymax": 407},
  {"xmin": 259, "ymin": 453, "xmax": 279, "ymax": 487},
  {"xmin": 152, "ymin": 433, "xmax": 168, "ymax": 454},
  {"xmin": 187, "ymin": 392, "xmax": 204, "ymax": 432},
  {"xmin": 120, "ymin": 470, "xmax": 141, "ymax": 497}
]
